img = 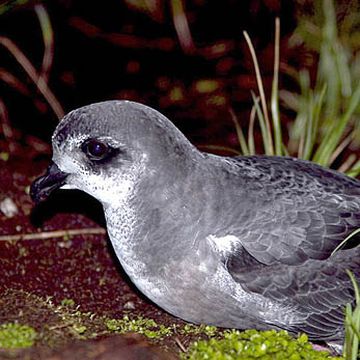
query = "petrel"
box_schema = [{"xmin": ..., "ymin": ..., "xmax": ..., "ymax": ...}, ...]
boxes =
[{"xmin": 31, "ymin": 100, "xmax": 360, "ymax": 343}]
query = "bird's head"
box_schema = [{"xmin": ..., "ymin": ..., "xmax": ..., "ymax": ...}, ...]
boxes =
[{"xmin": 31, "ymin": 100, "xmax": 196, "ymax": 206}]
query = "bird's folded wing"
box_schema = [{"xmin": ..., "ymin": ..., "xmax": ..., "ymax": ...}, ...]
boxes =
[
  {"xmin": 227, "ymin": 247, "xmax": 360, "ymax": 340},
  {"xmin": 224, "ymin": 191, "xmax": 360, "ymax": 266}
]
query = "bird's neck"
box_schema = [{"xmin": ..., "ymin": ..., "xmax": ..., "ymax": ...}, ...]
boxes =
[{"xmin": 104, "ymin": 155, "xmax": 212, "ymax": 275}]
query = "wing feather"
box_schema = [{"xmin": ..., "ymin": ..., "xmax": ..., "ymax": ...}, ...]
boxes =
[
  {"xmin": 215, "ymin": 156, "xmax": 360, "ymax": 266},
  {"xmin": 227, "ymin": 247, "xmax": 360, "ymax": 340}
]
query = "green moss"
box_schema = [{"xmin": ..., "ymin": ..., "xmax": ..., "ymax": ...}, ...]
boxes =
[
  {"xmin": 0, "ymin": 323, "xmax": 37, "ymax": 349},
  {"xmin": 71, "ymin": 324, "xmax": 87, "ymax": 335},
  {"xmin": 105, "ymin": 315, "xmax": 173, "ymax": 339},
  {"xmin": 169, "ymin": 86, "xmax": 184, "ymax": 102},
  {"xmin": 55, "ymin": 302, "xmax": 98, "ymax": 339},
  {"xmin": 0, "ymin": 152, "xmax": 9, "ymax": 161},
  {"xmin": 183, "ymin": 329, "xmax": 342, "ymax": 360},
  {"xmin": 195, "ymin": 79, "xmax": 220, "ymax": 94},
  {"xmin": 60, "ymin": 298, "xmax": 75, "ymax": 307},
  {"xmin": 179, "ymin": 324, "xmax": 218, "ymax": 337}
]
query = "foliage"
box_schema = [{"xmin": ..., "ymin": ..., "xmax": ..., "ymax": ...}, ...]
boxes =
[
  {"xmin": 183, "ymin": 329, "xmax": 342, "ymax": 360},
  {"xmin": 237, "ymin": 0, "xmax": 360, "ymax": 177},
  {"xmin": 344, "ymin": 271, "xmax": 360, "ymax": 360},
  {"xmin": 0, "ymin": 323, "xmax": 37, "ymax": 349},
  {"xmin": 286, "ymin": 0, "xmax": 360, "ymax": 173},
  {"xmin": 105, "ymin": 315, "xmax": 173, "ymax": 340},
  {"xmin": 178, "ymin": 324, "xmax": 218, "ymax": 337},
  {"xmin": 60, "ymin": 298, "xmax": 76, "ymax": 307}
]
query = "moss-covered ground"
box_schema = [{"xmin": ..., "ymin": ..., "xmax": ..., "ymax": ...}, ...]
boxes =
[{"xmin": 0, "ymin": 288, "xmax": 343, "ymax": 359}]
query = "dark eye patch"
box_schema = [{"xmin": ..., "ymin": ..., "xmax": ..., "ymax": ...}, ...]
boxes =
[{"xmin": 81, "ymin": 138, "xmax": 120, "ymax": 163}]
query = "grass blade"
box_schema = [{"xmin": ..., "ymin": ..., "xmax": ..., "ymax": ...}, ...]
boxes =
[
  {"xmin": 0, "ymin": 36, "xmax": 64, "ymax": 119},
  {"xmin": 313, "ymin": 81, "xmax": 360, "ymax": 166},
  {"xmin": 331, "ymin": 228, "xmax": 360, "ymax": 256},
  {"xmin": 344, "ymin": 270, "xmax": 360, "ymax": 360},
  {"xmin": 251, "ymin": 92, "xmax": 272, "ymax": 155},
  {"xmin": 229, "ymin": 108, "xmax": 249, "ymax": 155},
  {"xmin": 271, "ymin": 18, "xmax": 282, "ymax": 156},
  {"xmin": 303, "ymin": 84, "xmax": 327, "ymax": 160},
  {"xmin": 248, "ymin": 105, "xmax": 256, "ymax": 155},
  {"xmin": 338, "ymin": 154, "xmax": 357, "ymax": 174},
  {"xmin": 346, "ymin": 160, "xmax": 360, "ymax": 178},
  {"xmin": 35, "ymin": 4, "xmax": 54, "ymax": 83},
  {"xmin": 244, "ymin": 31, "xmax": 274, "ymax": 155}
]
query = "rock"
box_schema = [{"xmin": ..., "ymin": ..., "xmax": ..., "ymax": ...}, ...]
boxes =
[{"xmin": 0, "ymin": 197, "xmax": 18, "ymax": 218}]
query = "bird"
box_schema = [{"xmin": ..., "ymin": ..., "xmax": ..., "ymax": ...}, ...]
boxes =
[{"xmin": 31, "ymin": 100, "xmax": 360, "ymax": 345}]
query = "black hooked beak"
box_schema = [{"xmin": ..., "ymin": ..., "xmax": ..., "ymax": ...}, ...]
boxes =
[{"xmin": 30, "ymin": 162, "xmax": 68, "ymax": 204}]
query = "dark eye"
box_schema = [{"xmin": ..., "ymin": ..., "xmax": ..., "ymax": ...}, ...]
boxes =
[{"xmin": 82, "ymin": 139, "xmax": 111, "ymax": 161}]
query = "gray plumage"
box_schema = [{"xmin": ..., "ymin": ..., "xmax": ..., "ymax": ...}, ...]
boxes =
[{"xmin": 31, "ymin": 100, "xmax": 360, "ymax": 343}]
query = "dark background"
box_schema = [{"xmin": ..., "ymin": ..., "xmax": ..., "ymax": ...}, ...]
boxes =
[{"xmin": 0, "ymin": 0, "xmax": 300, "ymax": 152}]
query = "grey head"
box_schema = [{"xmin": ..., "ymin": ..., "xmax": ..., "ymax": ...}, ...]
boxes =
[{"xmin": 31, "ymin": 100, "xmax": 199, "ymax": 206}]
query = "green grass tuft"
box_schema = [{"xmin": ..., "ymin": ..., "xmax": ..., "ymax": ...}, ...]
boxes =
[{"xmin": 241, "ymin": 0, "xmax": 360, "ymax": 176}]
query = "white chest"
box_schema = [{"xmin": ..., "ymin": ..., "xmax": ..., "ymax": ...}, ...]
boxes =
[{"xmin": 104, "ymin": 205, "xmax": 166, "ymax": 302}]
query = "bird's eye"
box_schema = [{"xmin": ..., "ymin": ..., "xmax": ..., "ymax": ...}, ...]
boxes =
[{"xmin": 82, "ymin": 139, "xmax": 111, "ymax": 161}]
